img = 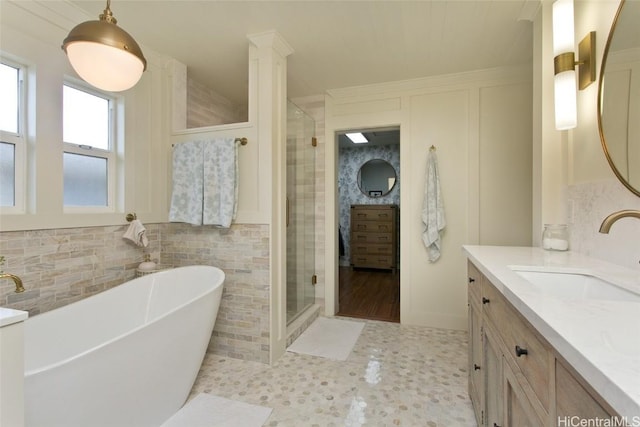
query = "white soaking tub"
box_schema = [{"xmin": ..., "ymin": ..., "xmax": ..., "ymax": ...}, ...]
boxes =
[{"xmin": 24, "ymin": 265, "xmax": 225, "ymax": 427}]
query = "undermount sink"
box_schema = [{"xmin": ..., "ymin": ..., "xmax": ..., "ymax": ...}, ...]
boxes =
[{"xmin": 510, "ymin": 267, "xmax": 640, "ymax": 303}]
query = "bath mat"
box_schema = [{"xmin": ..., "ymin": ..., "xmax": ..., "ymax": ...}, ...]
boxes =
[
  {"xmin": 287, "ymin": 317, "xmax": 365, "ymax": 360},
  {"xmin": 160, "ymin": 393, "xmax": 272, "ymax": 427}
]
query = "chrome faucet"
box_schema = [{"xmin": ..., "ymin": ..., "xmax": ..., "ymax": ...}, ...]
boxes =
[
  {"xmin": 599, "ymin": 209, "xmax": 640, "ymax": 234},
  {"xmin": 0, "ymin": 273, "xmax": 25, "ymax": 293}
]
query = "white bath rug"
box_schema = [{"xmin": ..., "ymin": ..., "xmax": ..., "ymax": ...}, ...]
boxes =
[
  {"xmin": 160, "ymin": 393, "xmax": 272, "ymax": 427},
  {"xmin": 287, "ymin": 317, "xmax": 365, "ymax": 361}
]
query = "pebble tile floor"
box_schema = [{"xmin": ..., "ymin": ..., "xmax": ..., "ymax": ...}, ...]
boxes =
[{"xmin": 189, "ymin": 317, "xmax": 477, "ymax": 426}]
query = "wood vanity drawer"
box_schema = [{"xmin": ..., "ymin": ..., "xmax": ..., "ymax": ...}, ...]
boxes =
[
  {"xmin": 482, "ymin": 281, "xmax": 551, "ymax": 411},
  {"xmin": 350, "ymin": 254, "xmax": 394, "ymax": 268},
  {"xmin": 351, "ymin": 244, "xmax": 393, "ymax": 255},
  {"xmin": 467, "ymin": 261, "xmax": 482, "ymax": 307},
  {"xmin": 351, "ymin": 232, "xmax": 394, "ymax": 244},
  {"xmin": 352, "ymin": 209, "xmax": 395, "ymax": 221},
  {"xmin": 350, "ymin": 204, "xmax": 397, "ymax": 271},
  {"xmin": 352, "ymin": 220, "xmax": 394, "ymax": 233}
]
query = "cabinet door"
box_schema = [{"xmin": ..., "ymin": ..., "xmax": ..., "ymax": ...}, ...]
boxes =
[
  {"xmin": 469, "ymin": 299, "xmax": 483, "ymax": 425},
  {"xmin": 503, "ymin": 358, "xmax": 544, "ymax": 427},
  {"xmin": 484, "ymin": 325, "xmax": 503, "ymax": 427},
  {"xmin": 556, "ymin": 359, "xmax": 614, "ymax": 421}
]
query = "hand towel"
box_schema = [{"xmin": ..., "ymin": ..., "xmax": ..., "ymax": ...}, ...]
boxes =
[
  {"xmin": 122, "ymin": 219, "xmax": 148, "ymax": 247},
  {"xmin": 421, "ymin": 149, "xmax": 445, "ymax": 262},
  {"xmin": 202, "ymin": 137, "xmax": 238, "ymax": 228},
  {"xmin": 169, "ymin": 141, "xmax": 204, "ymax": 225}
]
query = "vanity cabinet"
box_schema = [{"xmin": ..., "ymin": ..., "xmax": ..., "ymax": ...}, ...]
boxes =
[
  {"xmin": 350, "ymin": 204, "xmax": 398, "ymax": 271},
  {"xmin": 467, "ymin": 261, "xmax": 619, "ymax": 426},
  {"xmin": 467, "ymin": 262, "xmax": 483, "ymax": 425}
]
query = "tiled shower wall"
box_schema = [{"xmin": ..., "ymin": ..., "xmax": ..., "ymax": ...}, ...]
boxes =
[
  {"xmin": 0, "ymin": 222, "xmax": 271, "ymax": 364},
  {"xmin": 290, "ymin": 95, "xmax": 326, "ymax": 311},
  {"xmin": 187, "ymin": 77, "xmax": 247, "ymax": 128}
]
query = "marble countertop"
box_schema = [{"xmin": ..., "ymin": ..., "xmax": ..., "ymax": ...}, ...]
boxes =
[
  {"xmin": 0, "ymin": 306, "xmax": 28, "ymax": 328},
  {"xmin": 463, "ymin": 245, "xmax": 640, "ymax": 418}
]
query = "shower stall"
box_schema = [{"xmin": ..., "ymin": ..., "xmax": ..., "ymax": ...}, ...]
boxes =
[{"xmin": 286, "ymin": 100, "xmax": 316, "ymax": 324}]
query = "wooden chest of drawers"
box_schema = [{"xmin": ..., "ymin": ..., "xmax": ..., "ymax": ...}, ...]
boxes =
[{"xmin": 350, "ymin": 204, "xmax": 398, "ymax": 271}]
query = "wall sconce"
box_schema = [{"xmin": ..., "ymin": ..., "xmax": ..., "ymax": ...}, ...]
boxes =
[
  {"xmin": 62, "ymin": 0, "xmax": 146, "ymax": 92},
  {"xmin": 552, "ymin": 0, "xmax": 596, "ymax": 130}
]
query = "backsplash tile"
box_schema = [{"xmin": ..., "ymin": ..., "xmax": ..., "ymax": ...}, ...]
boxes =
[
  {"xmin": 567, "ymin": 179, "xmax": 640, "ymax": 271},
  {"xmin": 0, "ymin": 225, "xmax": 160, "ymax": 314},
  {"xmin": 0, "ymin": 222, "xmax": 271, "ymax": 364}
]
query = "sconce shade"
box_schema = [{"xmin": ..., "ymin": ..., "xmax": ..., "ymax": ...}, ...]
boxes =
[
  {"xmin": 62, "ymin": 2, "xmax": 146, "ymax": 92},
  {"xmin": 554, "ymin": 70, "xmax": 578, "ymax": 130},
  {"xmin": 552, "ymin": 0, "xmax": 575, "ymax": 56},
  {"xmin": 552, "ymin": 0, "xmax": 577, "ymax": 130},
  {"xmin": 551, "ymin": 0, "xmax": 595, "ymax": 130}
]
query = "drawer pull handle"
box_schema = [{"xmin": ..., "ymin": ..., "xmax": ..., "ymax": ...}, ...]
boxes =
[
  {"xmin": 468, "ymin": 277, "xmax": 475, "ymax": 283},
  {"xmin": 515, "ymin": 345, "xmax": 528, "ymax": 357},
  {"xmin": 473, "ymin": 364, "xmax": 481, "ymax": 371},
  {"xmin": 482, "ymin": 297, "xmax": 490, "ymax": 304}
]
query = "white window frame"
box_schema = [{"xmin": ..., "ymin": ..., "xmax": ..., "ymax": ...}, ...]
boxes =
[
  {"xmin": 0, "ymin": 58, "xmax": 26, "ymax": 214},
  {"xmin": 62, "ymin": 81, "xmax": 117, "ymax": 213}
]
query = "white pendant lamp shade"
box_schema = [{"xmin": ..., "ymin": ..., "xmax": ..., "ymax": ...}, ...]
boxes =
[{"xmin": 62, "ymin": 3, "xmax": 146, "ymax": 92}]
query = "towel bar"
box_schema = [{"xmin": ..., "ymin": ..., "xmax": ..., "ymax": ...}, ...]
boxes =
[{"xmin": 171, "ymin": 137, "xmax": 247, "ymax": 148}]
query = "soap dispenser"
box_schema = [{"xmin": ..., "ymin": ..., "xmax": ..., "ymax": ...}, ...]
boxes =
[{"xmin": 138, "ymin": 253, "xmax": 157, "ymax": 272}]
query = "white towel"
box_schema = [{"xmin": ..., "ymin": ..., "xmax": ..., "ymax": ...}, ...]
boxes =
[
  {"xmin": 421, "ymin": 150, "xmax": 445, "ymax": 262},
  {"xmin": 202, "ymin": 138, "xmax": 238, "ymax": 228},
  {"xmin": 122, "ymin": 219, "xmax": 148, "ymax": 247},
  {"xmin": 169, "ymin": 141, "xmax": 205, "ymax": 225}
]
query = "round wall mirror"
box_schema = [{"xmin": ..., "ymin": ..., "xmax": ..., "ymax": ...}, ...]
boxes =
[
  {"xmin": 598, "ymin": 0, "xmax": 640, "ymax": 197},
  {"xmin": 357, "ymin": 159, "xmax": 397, "ymax": 197}
]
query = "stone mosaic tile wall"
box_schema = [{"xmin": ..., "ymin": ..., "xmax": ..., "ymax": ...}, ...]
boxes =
[
  {"xmin": 567, "ymin": 179, "xmax": 640, "ymax": 271},
  {"xmin": 290, "ymin": 95, "xmax": 326, "ymax": 312},
  {"xmin": 0, "ymin": 222, "xmax": 271, "ymax": 364},
  {"xmin": 187, "ymin": 77, "xmax": 246, "ymax": 128},
  {"xmin": 159, "ymin": 223, "xmax": 271, "ymax": 364},
  {"xmin": 0, "ymin": 224, "xmax": 160, "ymax": 315}
]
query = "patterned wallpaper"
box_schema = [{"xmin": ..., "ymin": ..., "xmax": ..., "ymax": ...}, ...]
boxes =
[{"xmin": 338, "ymin": 144, "xmax": 400, "ymax": 264}]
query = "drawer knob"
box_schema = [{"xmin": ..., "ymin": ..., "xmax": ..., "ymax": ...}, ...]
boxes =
[
  {"xmin": 515, "ymin": 345, "xmax": 528, "ymax": 357},
  {"xmin": 468, "ymin": 277, "xmax": 475, "ymax": 283},
  {"xmin": 494, "ymin": 424, "xmax": 501, "ymax": 427},
  {"xmin": 473, "ymin": 364, "xmax": 481, "ymax": 371},
  {"xmin": 482, "ymin": 297, "xmax": 490, "ymax": 304}
]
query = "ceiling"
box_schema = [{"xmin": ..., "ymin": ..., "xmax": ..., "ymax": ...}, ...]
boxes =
[
  {"xmin": 338, "ymin": 129, "xmax": 399, "ymax": 149},
  {"xmin": 68, "ymin": 0, "xmax": 538, "ymax": 106}
]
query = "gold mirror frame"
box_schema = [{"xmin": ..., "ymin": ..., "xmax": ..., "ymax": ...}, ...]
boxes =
[{"xmin": 597, "ymin": 0, "xmax": 640, "ymax": 197}]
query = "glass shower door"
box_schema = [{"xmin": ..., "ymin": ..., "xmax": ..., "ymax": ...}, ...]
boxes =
[{"xmin": 286, "ymin": 100, "xmax": 316, "ymax": 324}]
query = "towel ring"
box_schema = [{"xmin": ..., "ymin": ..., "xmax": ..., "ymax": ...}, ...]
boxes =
[{"xmin": 126, "ymin": 213, "xmax": 137, "ymax": 222}]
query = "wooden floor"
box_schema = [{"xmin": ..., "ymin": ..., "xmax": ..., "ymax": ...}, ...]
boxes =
[{"xmin": 337, "ymin": 266, "xmax": 400, "ymax": 323}]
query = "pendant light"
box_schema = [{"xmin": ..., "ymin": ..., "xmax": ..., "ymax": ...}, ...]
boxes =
[{"xmin": 62, "ymin": 0, "xmax": 146, "ymax": 92}]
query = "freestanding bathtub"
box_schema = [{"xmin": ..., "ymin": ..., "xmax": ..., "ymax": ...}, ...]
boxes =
[{"xmin": 24, "ymin": 265, "xmax": 224, "ymax": 427}]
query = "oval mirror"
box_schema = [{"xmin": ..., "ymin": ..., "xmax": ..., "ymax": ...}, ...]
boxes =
[
  {"xmin": 357, "ymin": 159, "xmax": 397, "ymax": 197},
  {"xmin": 598, "ymin": 0, "xmax": 640, "ymax": 197}
]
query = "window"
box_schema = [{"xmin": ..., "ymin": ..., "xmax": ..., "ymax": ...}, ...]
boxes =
[
  {"xmin": 0, "ymin": 61, "xmax": 24, "ymax": 209},
  {"xmin": 63, "ymin": 84, "xmax": 115, "ymax": 208}
]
